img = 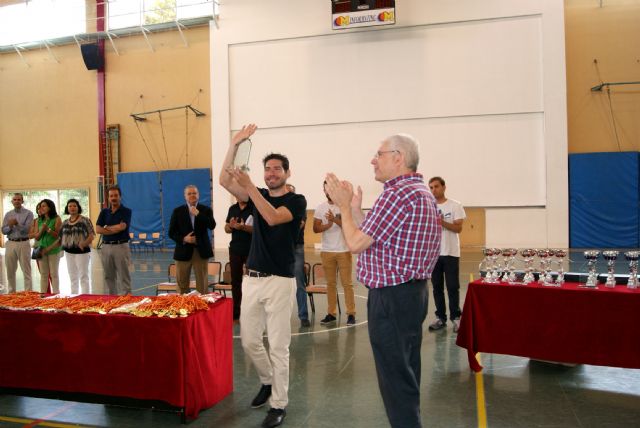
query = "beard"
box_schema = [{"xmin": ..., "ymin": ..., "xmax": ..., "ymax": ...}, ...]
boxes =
[{"xmin": 265, "ymin": 177, "xmax": 286, "ymax": 190}]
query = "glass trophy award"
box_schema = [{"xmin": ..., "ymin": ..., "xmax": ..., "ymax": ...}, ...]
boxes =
[{"xmin": 233, "ymin": 138, "xmax": 252, "ymax": 171}]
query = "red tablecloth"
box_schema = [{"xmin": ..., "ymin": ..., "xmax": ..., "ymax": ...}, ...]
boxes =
[
  {"xmin": 0, "ymin": 296, "xmax": 233, "ymax": 419},
  {"xmin": 456, "ymin": 280, "xmax": 640, "ymax": 372}
]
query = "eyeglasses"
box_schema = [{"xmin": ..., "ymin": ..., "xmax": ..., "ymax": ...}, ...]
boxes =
[{"xmin": 374, "ymin": 150, "xmax": 399, "ymax": 159}]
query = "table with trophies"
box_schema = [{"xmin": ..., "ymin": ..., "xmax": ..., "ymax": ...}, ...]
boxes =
[{"xmin": 456, "ymin": 249, "xmax": 640, "ymax": 372}]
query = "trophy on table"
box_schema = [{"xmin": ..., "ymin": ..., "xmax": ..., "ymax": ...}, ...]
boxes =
[
  {"xmin": 480, "ymin": 248, "xmax": 501, "ymax": 283},
  {"xmin": 479, "ymin": 248, "xmax": 493, "ymax": 283},
  {"xmin": 501, "ymin": 248, "xmax": 518, "ymax": 283},
  {"xmin": 583, "ymin": 250, "xmax": 600, "ymax": 288},
  {"xmin": 602, "ymin": 251, "xmax": 619, "ymax": 288},
  {"xmin": 233, "ymin": 138, "xmax": 252, "ymax": 171},
  {"xmin": 521, "ymin": 248, "xmax": 537, "ymax": 284},
  {"xmin": 537, "ymin": 248, "xmax": 555, "ymax": 285},
  {"xmin": 624, "ymin": 251, "xmax": 639, "ymax": 289},
  {"xmin": 553, "ymin": 249, "xmax": 568, "ymax": 285}
]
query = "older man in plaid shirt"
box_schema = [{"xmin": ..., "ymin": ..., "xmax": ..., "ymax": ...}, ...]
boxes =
[{"xmin": 325, "ymin": 133, "xmax": 441, "ymax": 428}]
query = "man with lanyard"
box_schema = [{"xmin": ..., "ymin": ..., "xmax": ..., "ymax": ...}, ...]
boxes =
[
  {"xmin": 96, "ymin": 186, "xmax": 132, "ymax": 295},
  {"xmin": 219, "ymin": 124, "xmax": 306, "ymax": 428},
  {"xmin": 2, "ymin": 193, "xmax": 34, "ymax": 293},
  {"xmin": 325, "ymin": 133, "xmax": 441, "ymax": 428}
]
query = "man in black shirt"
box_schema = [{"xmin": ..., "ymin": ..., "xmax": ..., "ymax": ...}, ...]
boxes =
[
  {"xmin": 219, "ymin": 123, "xmax": 306, "ymax": 428},
  {"xmin": 224, "ymin": 197, "xmax": 254, "ymax": 321}
]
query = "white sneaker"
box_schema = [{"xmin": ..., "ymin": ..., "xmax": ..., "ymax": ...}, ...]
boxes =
[
  {"xmin": 428, "ymin": 319, "xmax": 446, "ymax": 331},
  {"xmin": 452, "ymin": 318, "xmax": 460, "ymax": 333}
]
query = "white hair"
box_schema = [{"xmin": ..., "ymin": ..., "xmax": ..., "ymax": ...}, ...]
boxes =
[{"xmin": 386, "ymin": 134, "xmax": 420, "ymax": 171}]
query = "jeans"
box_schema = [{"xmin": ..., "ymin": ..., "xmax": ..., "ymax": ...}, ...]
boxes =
[
  {"xmin": 431, "ymin": 255, "xmax": 461, "ymax": 322},
  {"xmin": 294, "ymin": 244, "xmax": 308, "ymax": 320}
]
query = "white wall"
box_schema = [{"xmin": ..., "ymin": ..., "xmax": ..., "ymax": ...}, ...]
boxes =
[{"xmin": 211, "ymin": 0, "xmax": 568, "ymax": 249}]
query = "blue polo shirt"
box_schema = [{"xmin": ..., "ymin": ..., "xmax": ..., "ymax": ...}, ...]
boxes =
[{"xmin": 96, "ymin": 205, "xmax": 132, "ymax": 242}]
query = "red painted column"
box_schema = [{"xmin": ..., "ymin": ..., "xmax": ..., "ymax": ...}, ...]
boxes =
[{"xmin": 97, "ymin": 0, "xmax": 107, "ymax": 207}]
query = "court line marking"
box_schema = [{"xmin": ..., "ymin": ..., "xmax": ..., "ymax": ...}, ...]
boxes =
[
  {"xmin": 0, "ymin": 415, "xmax": 88, "ymax": 428},
  {"xmin": 475, "ymin": 353, "xmax": 488, "ymax": 428}
]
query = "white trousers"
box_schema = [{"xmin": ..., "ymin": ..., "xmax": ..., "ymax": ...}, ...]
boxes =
[
  {"xmin": 240, "ymin": 275, "xmax": 296, "ymax": 409},
  {"xmin": 65, "ymin": 252, "xmax": 91, "ymax": 294}
]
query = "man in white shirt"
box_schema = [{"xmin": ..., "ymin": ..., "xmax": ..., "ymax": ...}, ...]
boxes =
[
  {"xmin": 313, "ymin": 181, "xmax": 356, "ymax": 326},
  {"xmin": 427, "ymin": 177, "xmax": 466, "ymax": 333}
]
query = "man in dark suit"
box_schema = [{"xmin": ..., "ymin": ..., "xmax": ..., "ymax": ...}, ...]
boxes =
[{"xmin": 169, "ymin": 185, "xmax": 216, "ymax": 294}]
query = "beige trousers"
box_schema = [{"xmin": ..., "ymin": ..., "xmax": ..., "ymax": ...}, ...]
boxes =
[
  {"xmin": 4, "ymin": 240, "xmax": 32, "ymax": 293},
  {"xmin": 240, "ymin": 275, "xmax": 296, "ymax": 409},
  {"xmin": 39, "ymin": 252, "xmax": 61, "ymax": 294},
  {"xmin": 320, "ymin": 251, "xmax": 355, "ymax": 316},
  {"xmin": 175, "ymin": 251, "xmax": 209, "ymax": 294}
]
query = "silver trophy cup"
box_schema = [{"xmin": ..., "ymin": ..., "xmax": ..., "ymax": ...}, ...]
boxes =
[
  {"xmin": 583, "ymin": 250, "xmax": 600, "ymax": 288},
  {"xmin": 553, "ymin": 249, "xmax": 567, "ymax": 285},
  {"xmin": 521, "ymin": 248, "xmax": 536, "ymax": 284},
  {"xmin": 602, "ymin": 251, "xmax": 619, "ymax": 288},
  {"xmin": 624, "ymin": 251, "xmax": 639, "ymax": 289}
]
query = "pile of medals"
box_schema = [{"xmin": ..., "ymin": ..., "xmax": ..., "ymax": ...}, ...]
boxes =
[{"xmin": 0, "ymin": 292, "xmax": 223, "ymax": 318}]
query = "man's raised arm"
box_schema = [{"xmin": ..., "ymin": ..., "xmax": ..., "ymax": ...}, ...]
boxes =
[{"xmin": 219, "ymin": 124, "xmax": 257, "ymax": 201}]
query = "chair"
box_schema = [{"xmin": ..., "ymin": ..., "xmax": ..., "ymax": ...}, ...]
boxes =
[
  {"xmin": 203, "ymin": 261, "xmax": 230, "ymax": 295},
  {"xmin": 221, "ymin": 262, "xmax": 232, "ymax": 285},
  {"xmin": 129, "ymin": 232, "xmax": 142, "ymax": 252},
  {"xmin": 137, "ymin": 233, "xmax": 148, "ymax": 252},
  {"xmin": 306, "ymin": 263, "xmax": 341, "ymax": 314},
  {"xmin": 304, "ymin": 262, "xmax": 311, "ymax": 286},
  {"xmin": 143, "ymin": 232, "xmax": 162, "ymax": 252},
  {"xmin": 155, "ymin": 263, "xmax": 180, "ymax": 295}
]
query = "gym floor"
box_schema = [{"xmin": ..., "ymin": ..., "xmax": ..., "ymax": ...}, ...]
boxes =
[{"xmin": 0, "ymin": 248, "xmax": 639, "ymax": 427}]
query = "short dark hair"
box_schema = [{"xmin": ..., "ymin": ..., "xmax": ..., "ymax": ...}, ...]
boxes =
[
  {"xmin": 428, "ymin": 176, "xmax": 445, "ymax": 186},
  {"xmin": 64, "ymin": 198, "xmax": 83, "ymax": 215},
  {"xmin": 39, "ymin": 199, "xmax": 58, "ymax": 219},
  {"xmin": 262, "ymin": 153, "xmax": 290, "ymax": 171},
  {"xmin": 107, "ymin": 185, "xmax": 121, "ymax": 196}
]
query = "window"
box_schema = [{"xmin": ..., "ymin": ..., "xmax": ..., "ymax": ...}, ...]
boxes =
[
  {"xmin": 108, "ymin": 0, "xmax": 215, "ymax": 30},
  {"xmin": 2, "ymin": 189, "xmax": 90, "ymax": 224},
  {"xmin": 0, "ymin": 0, "xmax": 86, "ymax": 47}
]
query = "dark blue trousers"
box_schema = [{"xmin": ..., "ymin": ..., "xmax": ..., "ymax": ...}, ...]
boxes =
[
  {"xmin": 368, "ymin": 281, "xmax": 428, "ymax": 428},
  {"xmin": 431, "ymin": 255, "xmax": 461, "ymax": 322}
]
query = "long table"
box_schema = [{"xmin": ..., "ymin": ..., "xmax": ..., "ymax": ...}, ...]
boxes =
[
  {"xmin": 0, "ymin": 296, "xmax": 233, "ymax": 419},
  {"xmin": 456, "ymin": 280, "xmax": 640, "ymax": 372}
]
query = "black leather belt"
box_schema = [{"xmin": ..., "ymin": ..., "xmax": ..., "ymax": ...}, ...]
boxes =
[
  {"xmin": 248, "ymin": 270, "xmax": 272, "ymax": 278},
  {"xmin": 8, "ymin": 238, "xmax": 29, "ymax": 242},
  {"xmin": 103, "ymin": 239, "xmax": 129, "ymax": 245}
]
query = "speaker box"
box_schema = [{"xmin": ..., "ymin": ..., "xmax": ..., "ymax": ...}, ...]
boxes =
[{"xmin": 80, "ymin": 43, "xmax": 104, "ymax": 71}]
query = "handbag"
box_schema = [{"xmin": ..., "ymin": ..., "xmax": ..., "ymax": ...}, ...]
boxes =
[{"xmin": 31, "ymin": 247, "xmax": 43, "ymax": 260}]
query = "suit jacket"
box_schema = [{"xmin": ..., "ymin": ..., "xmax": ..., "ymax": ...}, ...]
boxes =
[{"xmin": 169, "ymin": 203, "xmax": 216, "ymax": 261}]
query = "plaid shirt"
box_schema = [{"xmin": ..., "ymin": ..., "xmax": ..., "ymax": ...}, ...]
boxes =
[{"xmin": 357, "ymin": 173, "xmax": 441, "ymax": 289}]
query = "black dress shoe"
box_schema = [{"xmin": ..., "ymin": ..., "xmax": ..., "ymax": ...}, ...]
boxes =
[
  {"xmin": 300, "ymin": 319, "xmax": 311, "ymax": 327},
  {"xmin": 251, "ymin": 384, "xmax": 272, "ymax": 408},
  {"xmin": 262, "ymin": 408, "xmax": 286, "ymax": 428}
]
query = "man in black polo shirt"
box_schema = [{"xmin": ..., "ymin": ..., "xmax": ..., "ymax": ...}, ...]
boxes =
[
  {"xmin": 219, "ymin": 124, "xmax": 306, "ymax": 428},
  {"xmin": 96, "ymin": 186, "xmax": 132, "ymax": 295},
  {"xmin": 224, "ymin": 197, "xmax": 254, "ymax": 321}
]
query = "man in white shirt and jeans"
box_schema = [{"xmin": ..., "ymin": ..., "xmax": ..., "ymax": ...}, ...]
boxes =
[
  {"xmin": 427, "ymin": 176, "xmax": 466, "ymax": 333},
  {"xmin": 313, "ymin": 181, "xmax": 356, "ymax": 326}
]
